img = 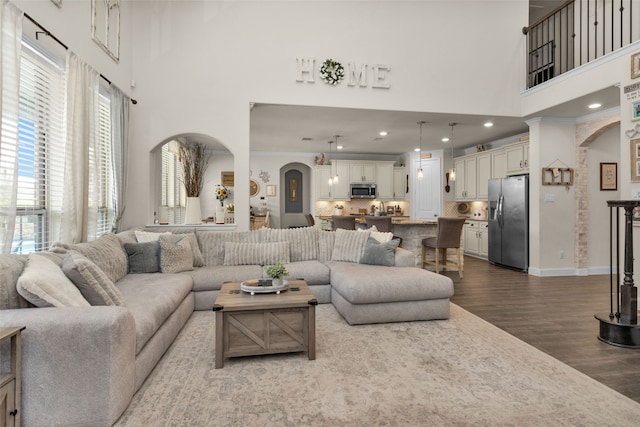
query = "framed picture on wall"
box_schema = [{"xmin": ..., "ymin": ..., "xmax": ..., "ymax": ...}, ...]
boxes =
[
  {"xmin": 632, "ymin": 52, "xmax": 640, "ymax": 79},
  {"xmin": 266, "ymin": 184, "xmax": 276, "ymax": 197},
  {"xmin": 631, "ymin": 139, "xmax": 640, "ymax": 182},
  {"xmin": 632, "ymin": 101, "xmax": 640, "ymax": 121},
  {"xmin": 599, "ymin": 163, "xmax": 617, "ymax": 191}
]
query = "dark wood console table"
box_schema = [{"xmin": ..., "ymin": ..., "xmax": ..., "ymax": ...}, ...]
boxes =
[{"xmin": 594, "ymin": 200, "xmax": 640, "ymax": 348}]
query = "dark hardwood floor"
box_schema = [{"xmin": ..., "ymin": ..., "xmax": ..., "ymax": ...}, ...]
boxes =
[{"xmin": 446, "ymin": 256, "xmax": 640, "ymax": 403}]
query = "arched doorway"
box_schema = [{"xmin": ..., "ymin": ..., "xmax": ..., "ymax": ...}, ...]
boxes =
[{"xmin": 280, "ymin": 162, "xmax": 311, "ymax": 228}]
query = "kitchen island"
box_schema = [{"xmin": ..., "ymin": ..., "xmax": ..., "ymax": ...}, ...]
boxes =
[{"xmin": 389, "ymin": 219, "xmax": 438, "ymax": 266}]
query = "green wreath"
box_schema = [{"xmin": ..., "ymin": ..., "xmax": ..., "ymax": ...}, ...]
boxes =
[{"xmin": 320, "ymin": 59, "xmax": 345, "ymax": 85}]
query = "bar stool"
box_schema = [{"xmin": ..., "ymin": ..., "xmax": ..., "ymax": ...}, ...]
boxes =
[
  {"xmin": 331, "ymin": 215, "xmax": 356, "ymax": 230},
  {"xmin": 421, "ymin": 217, "xmax": 466, "ymax": 278},
  {"xmin": 364, "ymin": 216, "xmax": 392, "ymax": 232},
  {"xmin": 305, "ymin": 214, "xmax": 315, "ymax": 227}
]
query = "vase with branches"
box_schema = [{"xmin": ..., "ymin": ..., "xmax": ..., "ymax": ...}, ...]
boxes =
[
  {"xmin": 177, "ymin": 141, "xmax": 210, "ymax": 224},
  {"xmin": 178, "ymin": 141, "xmax": 210, "ymax": 197}
]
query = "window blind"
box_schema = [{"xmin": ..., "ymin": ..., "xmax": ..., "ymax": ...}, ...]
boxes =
[
  {"xmin": 161, "ymin": 141, "xmax": 185, "ymax": 224},
  {"xmin": 13, "ymin": 40, "xmax": 66, "ymax": 253}
]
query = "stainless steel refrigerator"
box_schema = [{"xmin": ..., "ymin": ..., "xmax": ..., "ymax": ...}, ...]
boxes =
[{"xmin": 488, "ymin": 175, "xmax": 529, "ymax": 272}]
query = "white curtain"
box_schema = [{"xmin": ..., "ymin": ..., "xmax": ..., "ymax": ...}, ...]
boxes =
[
  {"xmin": 61, "ymin": 51, "xmax": 100, "ymax": 243},
  {"xmin": 110, "ymin": 85, "xmax": 129, "ymax": 233},
  {"xmin": 0, "ymin": 1, "xmax": 22, "ymax": 254}
]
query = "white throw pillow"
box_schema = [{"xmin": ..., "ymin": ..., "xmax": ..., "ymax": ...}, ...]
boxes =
[
  {"xmin": 135, "ymin": 230, "xmax": 171, "ymax": 243},
  {"xmin": 17, "ymin": 254, "xmax": 91, "ymax": 307},
  {"xmin": 359, "ymin": 225, "xmax": 393, "ymax": 243}
]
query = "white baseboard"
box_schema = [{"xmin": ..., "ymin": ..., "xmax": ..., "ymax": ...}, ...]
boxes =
[{"xmin": 528, "ymin": 266, "xmax": 618, "ymax": 277}]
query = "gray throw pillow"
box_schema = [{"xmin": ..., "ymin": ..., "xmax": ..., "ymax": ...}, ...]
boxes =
[
  {"xmin": 159, "ymin": 235, "xmax": 194, "ymax": 273},
  {"xmin": 62, "ymin": 251, "xmax": 126, "ymax": 306},
  {"xmin": 359, "ymin": 237, "xmax": 399, "ymax": 267},
  {"xmin": 124, "ymin": 241, "xmax": 160, "ymax": 273}
]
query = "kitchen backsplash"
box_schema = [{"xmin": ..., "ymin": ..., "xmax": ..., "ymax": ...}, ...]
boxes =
[
  {"xmin": 315, "ymin": 200, "xmax": 410, "ymax": 217},
  {"xmin": 445, "ymin": 200, "xmax": 488, "ymax": 220}
]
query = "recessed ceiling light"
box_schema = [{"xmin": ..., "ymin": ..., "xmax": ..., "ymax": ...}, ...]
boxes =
[
  {"xmin": 379, "ymin": 131, "xmax": 388, "ymax": 136},
  {"xmin": 337, "ymin": 145, "xmax": 343, "ymax": 150},
  {"xmin": 442, "ymin": 137, "xmax": 450, "ymax": 142},
  {"xmin": 414, "ymin": 148, "xmax": 420, "ymax": 152},
  {"xmin": 588, "ymin": 103, "xmax": 602, "ymax": 109},
  {"xmin": 484, "ymin": 122, "xmax": 494, "ymax": 127}
]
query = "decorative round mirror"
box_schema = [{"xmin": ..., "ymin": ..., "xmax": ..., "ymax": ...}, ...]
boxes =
[{"xmin": 250, "ymin": 179, "xmax": 259, "ymax": 197}]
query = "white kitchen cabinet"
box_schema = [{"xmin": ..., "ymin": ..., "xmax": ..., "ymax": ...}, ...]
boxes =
[
  {"xmin": 505, "ymin": 142, "xmax": 529, "ymax": 175},
  {"xmin": 464, "ymin": 220, "xmax": 488, "ymax": 259},
  {"xmin": 349, "ymin": 162, "xmax": 376, "ymax": 183},
  {"xmin": 393, "ymin": 167, "xmax": 407, "ymax": 200},
  {"xmin": 454, "ymin": 155, "xmax": 477, "ymax": 200},
  {"xmin": 375, "ymin": 162, "xmax": 395, "ymax": 200},
  {"xmin": 491, "ymin": 148, "xmax": 507, "ymax": 179},
  {"xmin": 315, "ymin": 165, "xmax": 332, "ymax": 200},
  {"xmin": 476, "ymin": 153, "xmax": 491, "ymax": 199},
  {"xmin": 333, "ymin": 161, "xmax": 351, "ymax": 200}
]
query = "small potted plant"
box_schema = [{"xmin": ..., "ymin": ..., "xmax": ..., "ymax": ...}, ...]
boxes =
[{"xmin": 265, "ymin": 262, "xmax": 288, "ymax": 287}]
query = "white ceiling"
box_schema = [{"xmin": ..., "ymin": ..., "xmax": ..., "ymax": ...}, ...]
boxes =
[{"xmin": 249, "ymin": 85, "xmax": 620, "ymax": 156}]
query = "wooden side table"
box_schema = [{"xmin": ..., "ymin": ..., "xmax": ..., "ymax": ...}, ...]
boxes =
[{"xmin": 0, "ymin": 326, "xmax": 25, "ymax": 427}]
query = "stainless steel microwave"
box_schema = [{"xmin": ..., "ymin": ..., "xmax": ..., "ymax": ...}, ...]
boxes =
[{"xmin": 350, "ymin": 183, "xmax": 376, "ymax": 199}]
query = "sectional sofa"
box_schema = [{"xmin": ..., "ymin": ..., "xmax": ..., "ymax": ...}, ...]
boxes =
[{"xmin": 0, "ymin": 226, "xmax": 453, "ymax": 426}]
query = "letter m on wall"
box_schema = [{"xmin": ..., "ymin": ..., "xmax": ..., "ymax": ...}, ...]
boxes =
[{"xmin": 348, "ymin": 63, "xmax": 367, "ymax": 87}]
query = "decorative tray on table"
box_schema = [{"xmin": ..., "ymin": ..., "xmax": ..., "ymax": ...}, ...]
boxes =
[{"xmin": 240, "ymin": 279, "xmax": 288, "ymax": 295}]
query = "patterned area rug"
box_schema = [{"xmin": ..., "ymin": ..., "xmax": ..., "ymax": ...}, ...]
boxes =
[{"xmin": 115, "ymin": 304, "xmax": 640, "ymax": 426}]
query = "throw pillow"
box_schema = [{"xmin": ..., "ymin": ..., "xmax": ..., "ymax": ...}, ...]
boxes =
[
  {"xmin": 159, "ymin": 234, "xmax": 194, "ymax": 273},
  {"xmin": 62, "ymin": 251, "xmax": 126, "ymax": 306},
  {"xmin": 135, "ymin": 230, "xmax": 171, "ymax": 243},
  {"xmin": 124, "ymin": 241, "xmax": 160, "ymax": 273},
  {"xmin": 358, "ymin": 225, "xmax": 393, "ymax": 243},
  {"xmin": 332, "ymin": 228, "xmax": 371, "ymax": 263},
  {"xmin": 135, "ymin": 231, "xmax": 204, "ymax": 267},
  {"xmin": 223, "ymin": 241, "xmax": 290, "ymax": 266},
  {"xmin": 17, "ymin": 254, "xmax": 90, "ymax": 307},
  {"xmin": 50, "ymin": 233, "xmax": 128, "ymax": 284},
  {"xmin": 359, "ymin": 237, "xmax": 399, "ymax": 267}
]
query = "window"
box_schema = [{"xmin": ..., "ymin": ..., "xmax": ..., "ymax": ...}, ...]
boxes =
[
  {"xmin": 7, "ymin": 38, "xmax": 118, "ymax": 254},
  {"xmin": 96, "ymin": 91, "xmax": 115, "ymax": 235},
  {"xmin": 161, "ymin": 141, "xmax": 185, "ymax": 224},
  {"xmin": 13, "ymin": 40, "xmax": 66, "ymax": 253}
]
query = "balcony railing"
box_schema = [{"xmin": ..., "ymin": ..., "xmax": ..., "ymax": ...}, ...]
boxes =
[{"xmin": 523, "ymin": 0, "xmax": 640, "ymax": 88}]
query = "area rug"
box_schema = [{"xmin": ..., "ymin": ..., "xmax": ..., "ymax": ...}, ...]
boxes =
[{"xmin": 115, "ymin": 304, "xmax": 640, "ymax": 426}]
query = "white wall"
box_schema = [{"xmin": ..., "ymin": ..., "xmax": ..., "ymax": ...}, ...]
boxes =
[
  {"xmin": 528, "ymin": 118, "xmax": 577, "ymax": 275},
  {"xmin": 126, "ymin": 0, "xmax": 529, "ymax": 230},
  {"xmin": 587, "ymin": 125, "xmax": 620, "ymax": 272}
]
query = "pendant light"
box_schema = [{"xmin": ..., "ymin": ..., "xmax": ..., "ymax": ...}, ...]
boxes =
[
  {"xmin": 417, "ymin": 121, "xmax": 426, "ymax": 180},
  {"xmin": 332, "ymin": 135, "xmax": 340, "ymax": 184},
  {"xmin": 448, "ymin": 123, "xmax": 457, "ymax": 181},
  {"xmin": 327, "ymin": 140, "xmax": 334, "ymax": 185}
]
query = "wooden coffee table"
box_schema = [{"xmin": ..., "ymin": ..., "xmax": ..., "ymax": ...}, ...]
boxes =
[{"xmin": 213, "ymin": 279, "xmax": 317, "ymax": 368}]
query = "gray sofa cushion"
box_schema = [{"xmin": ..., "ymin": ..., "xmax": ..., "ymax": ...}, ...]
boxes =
[
  {"xmin": 115, "ymin": 272, "xmax": 193, "ymax": 354},
  {"xmin": 17, "ymin": 254, "xmax": 90, "ymax": 308},
  {"xmin": 331, "ymin": 229, "xmax": 370, "ymax": 263},
  {"xmin": 284, "ymin": 260, "xmax": 331, "ymax": 285},
  {"xmin": 52, "ymin": 233, "xmax": 128, "ymax": 284},
  {"xmin": 223, "ymin": 241, "xmax": 290, "ymax": 266},
  {"xmin": 190, "ymin": 265, "xmax": 263, "ymax": 292},
  {"xmin": 0, "ymin": 254, "xmax": 32, "ymax": 309},
  {"xmin": 263, "ymin": 227, "xmax": 318, "ymax": 262},
  {"xmin": 62, "ymin": 251, "xmax": 126, "ymax": 306},
  {"xmin": 328, "ymin": 261, "xmax": 454, "ymax": 305},
  {"xmin": 197, "ymin": 230, "xmax": 264, "ymax": 266},
  {"xmin": 317, "ymin": 230, "xmax": 336, "ymax": 263}
]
